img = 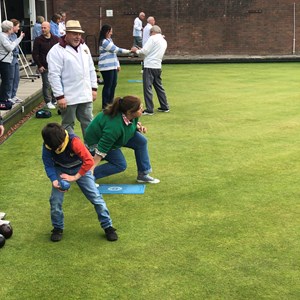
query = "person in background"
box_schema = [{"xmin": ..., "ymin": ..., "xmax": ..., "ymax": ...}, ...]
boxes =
[
  {"xmin": 9, "ymin": 19, "xmax": 23, "ymax": 104},
  {"xmin": 32, "ymin": 16, "xmax": 44, "ymax": 40},
  {"xmin": 47, "ymin": 20, "xmax": 97, "ymax": 136},
  {"xmin": 0, "ymin": 115, "xmax": 4, "ymax": 137},
  {"xmin": 58, "ymin": 11, "xmax": 66, "ymax": 36},
  {"xmin": 32, "ymin": 21, "xmax": 59, "ymax": 110},
  {"xmin": 41, "ymin": 122, "xmax": 118, "ymax": 242},
  {"xmin": 98, "ymin": 24, "xmax": 131, "ymax": 110},
  {"xmin": 58, "ymin": 11, "xmax": 67, "ymax": 36},
  {"xmin": 140, "ymin": 16, "xmax": 155, "ymax": 74},
  {"xmin": 50, "ymin": 14, "xmax": 62, "ymax": 37},
  {"xmin": 133, "ymin": 12, "xmax": 145, "ymax": 48},
  {"xmin": 131, "ymin": 25, "xmax": 169, "ymax": 115},
  {"xmin": 142, "ymin": 16, "xmax": 155, "ymax": 46},
  {"xmin": 84, "ymin": 95, "xmax": 160, "ymax": 184},
  {"xmin": 0, "ymin": 21, "xmax": 24, "ymax": 106}
]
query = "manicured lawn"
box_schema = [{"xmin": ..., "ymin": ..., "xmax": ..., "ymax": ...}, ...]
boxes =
[{"xmin": 0, "ymin": 63, "xmax": 299, "ymax": 299}]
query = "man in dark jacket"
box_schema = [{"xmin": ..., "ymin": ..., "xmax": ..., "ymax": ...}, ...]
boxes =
[{"xmin": 32, "ymin": 22, "xmax": 59, "ymax": 109}]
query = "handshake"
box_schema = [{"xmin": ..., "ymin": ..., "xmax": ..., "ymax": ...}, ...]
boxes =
[
  {"xmin": 127, "ymin": 46, "xmax": 141, "ymax": 58},
  {"xmin": 130, "ymin": 46, "xmax": 141, "ymax": 53}
]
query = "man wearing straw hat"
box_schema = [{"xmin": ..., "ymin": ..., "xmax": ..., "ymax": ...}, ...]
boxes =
[{"xmin": 47, "ymin": 20, "xmax": 97, "ymax": 137}]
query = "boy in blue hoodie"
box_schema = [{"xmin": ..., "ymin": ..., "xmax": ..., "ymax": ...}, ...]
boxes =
[{"xmin": 41, "ymin": 122, "xmax": 117, "ymax": 242}]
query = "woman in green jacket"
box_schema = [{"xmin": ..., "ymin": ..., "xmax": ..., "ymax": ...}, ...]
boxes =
[{"xmin": 85, "ymin": 95, "xmax": 159, "ymax": 183}]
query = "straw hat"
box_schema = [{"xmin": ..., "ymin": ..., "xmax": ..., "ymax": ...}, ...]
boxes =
[{"xmin": 65, "ymin": 20, "xmax": 85, "ymax": 33}]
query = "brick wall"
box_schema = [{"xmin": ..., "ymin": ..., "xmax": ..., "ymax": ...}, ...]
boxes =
[{"xmin": 49, "ymin": 0, "xmax": 300, "ymax": 56}]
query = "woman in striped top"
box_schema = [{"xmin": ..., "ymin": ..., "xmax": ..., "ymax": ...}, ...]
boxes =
[{"xmin": 98, "ymin": 25, "xmax": 131, "ymax": 110}]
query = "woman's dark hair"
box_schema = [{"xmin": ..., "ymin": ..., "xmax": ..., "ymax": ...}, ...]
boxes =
[
  {"xmin": 42, "ymin": 123, "xmax": 66, "ymax": 150},
  {"xmin": 10, "ymin": 19, "xmax": 20, "ymax": 26},
  {"xmin": 51, "ymin": 13, "xmax": 61, "ymax": 23},
  {"xmin": 104, "ymin": 96, "xmax": 141, "ymax": 118},
  {"xmin": 99, "ymin": 24, "xmax": 112, "ymax": 46}
]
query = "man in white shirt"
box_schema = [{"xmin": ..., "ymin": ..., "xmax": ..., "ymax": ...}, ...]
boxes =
[
  {"xmin": 142, "ymin": 16, "xmax": 155, "ymax": 46},
  {"xmin": 133, "ymin": 12, "xmax": 145, "ymax": 47},
  {"xmin": 131, "ymin": 25, "xmax": 169, "ymax": 115}
]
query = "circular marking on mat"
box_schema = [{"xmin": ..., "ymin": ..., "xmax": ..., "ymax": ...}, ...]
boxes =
[{"xmin": 108, "ymin": 186, "xmax": 123, "ymax": 191}]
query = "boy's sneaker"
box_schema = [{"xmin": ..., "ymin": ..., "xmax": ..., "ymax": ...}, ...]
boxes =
[
  {"xmin": 51, "ymin": 228, "xmax": 63, "ymax": 242},
  {"xmin": 142, "ymin": 110, "xmax": 154, "ymax": 116},
  {"xmin": 137, "ymin": 174, "xmax": 160, "ymax": 184},
  {"xmin": 157, "ymin": 107, "xmax": 170, "ymax": 113},
  {"xmin": 104, "ymin": 226, "xmax": 118, "ymax": 241}
]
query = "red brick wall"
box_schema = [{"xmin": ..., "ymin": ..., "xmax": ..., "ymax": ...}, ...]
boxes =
[{"xmin": 49, "ymin": 0, "xmax": 300, "ymax": 56}]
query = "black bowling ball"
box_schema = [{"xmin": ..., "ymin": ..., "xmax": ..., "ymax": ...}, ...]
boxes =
[
  {"xmin": 0, "ymin": 224, "xmax": 13, "ymax": 239},
  {"xmin": 0, "ymin": 234, "xmax": 5, "ymax": 248}
]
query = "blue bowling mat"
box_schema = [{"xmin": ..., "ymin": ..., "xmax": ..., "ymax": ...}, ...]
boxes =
[
  {"xmin": 98, "ymin": 184, "xmax": 146, "ymax": 194},
  {"xmin": 128, "ymin": 79, "xmax": 143, "ymax": 83}
]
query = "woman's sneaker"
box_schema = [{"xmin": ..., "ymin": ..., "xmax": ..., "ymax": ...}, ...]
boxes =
[
  {"xmin": 137, "ymin": 174, "xmax": 160, "ymax": 184},
  {"xmin": 12, "ymin": 96, "xmax": 23, "ymax": 103}
]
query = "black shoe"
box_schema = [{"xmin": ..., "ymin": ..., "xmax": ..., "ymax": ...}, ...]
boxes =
[
  {"xmin": 157, "ymin": 107, "xmax": 170, "ymax": 113},
  {"xmin": 142, "ymin": 110, "xmax": 154, "ymax": 116},
  {"xmin": 0, "ymin": 100, "xmax": 13, "ymax": 110},
  {"xmin": 51, "ymin": 228, "xmax": 63, "ymax": 242},
  {"xmin": 104, "ymin": 226, "xmax": 118, "ymax": 241}
]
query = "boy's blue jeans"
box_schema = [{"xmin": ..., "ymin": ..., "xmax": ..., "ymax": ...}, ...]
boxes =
[
  {"xmin": 93, "ymin": 131, "xmax": 152, "ymax": 180},
  {"xmin": 49, "ymin": 167, "xmax": 112, "ymax": 230}
]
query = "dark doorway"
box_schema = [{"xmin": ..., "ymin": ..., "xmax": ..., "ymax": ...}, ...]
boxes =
[{"xmin": 1, "ymin": 0, "xmax": 31, "ymax": 54}]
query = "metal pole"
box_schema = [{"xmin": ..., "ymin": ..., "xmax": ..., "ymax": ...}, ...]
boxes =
[
  {"xmin": 293, "ymin": 3, "xmax": 296, "ymax": 54},
  {"xmin": 29, "ymin": 0, "xmax": 36, "ymax": 51},
  {"xmin": 3, "ymin": 0, "xmax": 7, "ymax": 19},
  {"xmin": 99, "ymin": 6, "xmax": 102, "ymax": 31},
  {"xmin": 0, "ymin": 1, "xmax": 2, "ymax": 25}
]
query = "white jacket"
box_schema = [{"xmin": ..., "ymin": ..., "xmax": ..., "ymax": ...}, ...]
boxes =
[
  {"xmin": 133, "ymin": 17, "xmax": 143, "ymax": 37},
  {"xmin": 137, "ymin": 34, "xmax": 167, "ymax": 69},
  {"xmin": 0, "ymin": 32, "xmax": 23, "ymax": 63},
  {"xmin": 47, "ymin": 41, "xmax": 97, "ymax": 105},
  {"xmin": 142, "ymin": 23, "xmax": 152, "ymax": 46}
]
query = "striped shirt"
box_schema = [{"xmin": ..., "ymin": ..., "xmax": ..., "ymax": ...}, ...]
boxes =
[{"xmin": 98, "ymin": 38, "xmax": 130, "ymax": 71}]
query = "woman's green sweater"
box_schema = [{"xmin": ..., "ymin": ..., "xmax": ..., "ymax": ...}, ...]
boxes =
[{"xmin": 85, "ymin": 112, "xmax": 138, "ymax": 154}]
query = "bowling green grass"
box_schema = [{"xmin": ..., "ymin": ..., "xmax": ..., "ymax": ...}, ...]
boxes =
[{"xmin": 0, "ymin": 62, "xmax": 300, "ymax": 299}]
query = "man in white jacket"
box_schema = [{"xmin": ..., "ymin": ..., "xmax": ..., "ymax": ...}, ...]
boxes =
[{"xmin": 47, "ymin": 20, "xmax": 97, "ymax": 136}]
